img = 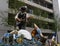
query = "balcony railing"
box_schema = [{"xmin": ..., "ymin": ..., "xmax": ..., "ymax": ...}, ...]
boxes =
[
  {"xmin": 18, "ymin": 0, "xmax": 53, "ymax": 13},
  {"xmin": 45, "ymin": 0, "xmax": 52, "ymax": 4},
  {"xmin": 28, "ymin": 0, "xmax": 53, "ymax": 9},
  {"xmin": 9, "ymin": 8, "xmax": 55, "ymax": 23}
]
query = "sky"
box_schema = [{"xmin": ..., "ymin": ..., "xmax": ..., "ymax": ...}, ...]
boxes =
[{"xmin": 58, "ymin": 0, "xmax": 60, "ymax": 12}]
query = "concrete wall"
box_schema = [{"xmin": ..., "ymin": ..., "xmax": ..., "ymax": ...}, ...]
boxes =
[
  {"xmin": 53, "ymin": 0, "xmax": 60, "ymax": 28},
  {"xmin": 19, "ymin": 0, "xmax": 53, "ymax": 13},
  {"xmin": 0, "ymin": 0, "xmax": 8, "ymax": 29},
  {"xmin": 57, "ymin": 31, "xmax": 60, "ymax": 43},
  {"xmin": 53, "ymin": 0, "xmax": 60, "ymax": 43},
  {"xmin": 0, "ymin": 0, "xmax": 8, "ymax": 39}
]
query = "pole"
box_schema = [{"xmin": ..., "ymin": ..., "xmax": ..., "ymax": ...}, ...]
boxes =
[{"xmin": 56, "ymin": 20, "xmax": 59, "ymax": 43}]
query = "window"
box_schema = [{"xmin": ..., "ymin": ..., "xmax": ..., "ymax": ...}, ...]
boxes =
[
  {"xmin": 28, "ymin": 9, "xmax": 33, "ymax": 14},
  {"xmin": 8, "ymin": 13, "xmax": 15, "ymax": 26},
  {"xmin": 48, "ymin": 13, "xmax": 54, "ymax": 19},
  {"xmin": 28, "ymin": 0, "xmax": 33, "ymax": 2},
  {"xmin": 48, "ymin": 23, "xmax": 55, "ymax": 30},
  {"xmin": 50, "ymin": 0, "xmax": 52, "ymax": 1}
]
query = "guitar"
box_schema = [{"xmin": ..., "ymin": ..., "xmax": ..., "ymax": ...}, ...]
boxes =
[{"xmin": 16, "ymin": 18, "xmax": 26, "ymax": 22}]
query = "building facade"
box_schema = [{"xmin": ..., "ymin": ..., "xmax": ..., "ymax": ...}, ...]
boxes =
[
  {"xmin": 0, "ymin": 0, "xmax": 8, "ymax": 39},
  {"xmin": 53, "ymin": 0, "xmax": 60, "ymax": 43},
  {"xmin": 0, "ymin": 0, "xmax": 60, "ymax": 42},
  {"xmin": 9, "ymin": 0, "xmax": 56, "ymax": 32}
]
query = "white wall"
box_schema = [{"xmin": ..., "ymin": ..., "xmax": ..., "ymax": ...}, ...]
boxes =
[
  {"xmin": 0, "ymin": 0, "xmax": 8, "ymax": 11},
  {"xmin": 0, "ymin": 0, "xmax": 8, "ymax": 30},
  {"xmin": 0, "ymin": 0, "xmax": 9, "ymax": 39},
  {"xmin": 53, "ymin": 0, "xmax": 60, "ymax": 43},
  {"xmin": 53, "ymin": 0, "xmax": 60, "ymax": 22},
  {"xmin": 0, "ymin": 0, "xmax": 8, "ymax": 29},
  {"xmin": 57, "ymin": 31, "xmax": 60, "ymax": 43}
]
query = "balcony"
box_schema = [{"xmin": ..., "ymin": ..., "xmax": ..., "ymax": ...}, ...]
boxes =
[
  {"xmin": 45, "ymin": 0, "xmax": 52, "ymax": 4},
  {"xmin": 9, "ymin": 8, "xmax": 54, "ymax": 23},
  {"xmin": 28, "ymin": 0, "xmax": 53, "ymax": 9},
  {"xmin": 18, "ymin": 0, "xmax": 53, "ymax": 13},
  {"xmin": 28, "ymin": 13, "xmax": 55, "ymax": 23}
]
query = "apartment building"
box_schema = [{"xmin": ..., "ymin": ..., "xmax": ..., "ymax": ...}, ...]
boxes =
[{"xmin": 9, "ymin": 0, "xmax": 56, "ymax": 32}]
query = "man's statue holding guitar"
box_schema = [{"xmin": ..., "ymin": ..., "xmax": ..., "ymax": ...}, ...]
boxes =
[{"xmin": 15, "ymin": 6, "xmax": 29, "ymax": 29}]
